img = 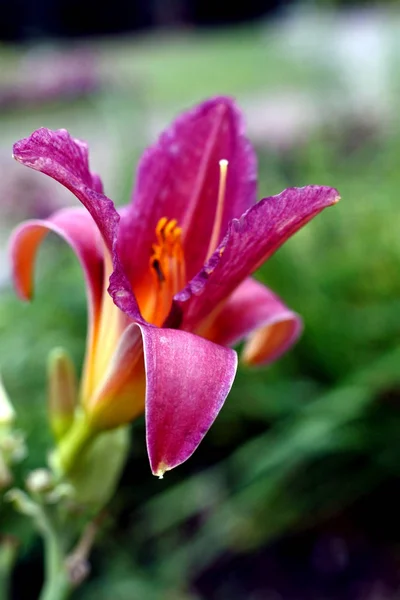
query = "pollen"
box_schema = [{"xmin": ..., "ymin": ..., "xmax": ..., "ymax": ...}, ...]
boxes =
[{"xmin": 148, "ymin": 217, "xmax": 186, "ymax": 325}]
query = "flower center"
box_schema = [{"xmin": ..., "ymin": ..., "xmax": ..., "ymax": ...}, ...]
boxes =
[{"xmin": 148, "ymin": 217, "xmax": 186, "ymax": 325}]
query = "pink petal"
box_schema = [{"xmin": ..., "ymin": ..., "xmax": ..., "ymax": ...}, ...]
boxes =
[
  {"xmin": 203, "ymin": 278, "xmax": 302, "ymax": 365},
  {"xmin": 141, "ymin": 325, "xmax": 238, "ymax": 476},
  {"xmin": 84, "ymin": 321, "xmax": 237, "ymax": 476},
  {"xmin": 176, "ymin": 185, "xmax": 340, "ymax": 331},
  {"xmin": 13, "ymin": 128, "xmax": 143, "ymax": 320},
  {"xmin": 13, "ymin": 128, "xmax": 118, "ymax": 252},
  {"xmin": 9, "ymin": 207, "xmax": 103, "ymax": 319},
  {"xmin": 118, "ymin": 96, "xmax": 256, "ymax": 293}
]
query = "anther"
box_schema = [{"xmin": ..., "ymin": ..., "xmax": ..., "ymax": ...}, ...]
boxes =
[{"xmin": 148, "ymin": 217, "xmax": 186, "ymax": 325}]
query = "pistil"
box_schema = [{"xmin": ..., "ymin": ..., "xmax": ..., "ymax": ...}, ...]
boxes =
[{"xmin": 206, "ymin": 159, "xmax": 229, "ymax": 260}]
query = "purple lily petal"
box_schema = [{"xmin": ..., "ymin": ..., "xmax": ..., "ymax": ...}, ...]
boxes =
[
  {"xmin": 9, "ymin": 207, "xmax": 103, "ymax": 316},
  {"xmin": 118, "ymin": 96, "xmax": 257, "ymax": 292},
  {"xmin": 13, "ymin": 128, "xmax": 143, "ymax": 320},
  {"xmin": 84, "ymin": 319, "xmax": 237, "ymax": 476},
  {"xmin": 141, "ymin": 325, "xmax": 238, "ymax": 476},
  {"xmin": 176, "ymin": 185, "xmax": 340, "ymax": 331},
  {"xmin": 12, "ymin": 128, "xmax": 118, "ymax": 252},
  {"xmin": 203, "ymin": 278, "xmax": 302, "ymax": 365}
]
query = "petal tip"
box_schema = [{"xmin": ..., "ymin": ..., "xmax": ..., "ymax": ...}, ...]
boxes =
[
  {"xmin": 240, "ymin": 311, "xmax": 303, "ymax": 367},
  {"xmin": 12, "ymin": 149, "xmax": 23, "ymax": 165},
  {"xmin": 323, "ymin": 186, "xmax": 340, "ymax": 206},
  {"xmin": 17, "ymin": 288, "xmax": 32, "ymax": 303},
  {"xmin": 153, "ymin": 461, "xmax": 170, "ymax": 479}
]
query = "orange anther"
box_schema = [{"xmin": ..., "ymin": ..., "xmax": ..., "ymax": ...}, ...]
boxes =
[
  {"xmin": 148, "ymin": 217, "xmax": 187, "ymax": 326},
  {"xmin": 164, "ymin": 219, "xmax": 178, "ymax": 236}
]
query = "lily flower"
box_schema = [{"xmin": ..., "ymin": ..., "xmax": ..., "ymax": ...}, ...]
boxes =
[{"xmin": 10, "ymin": 97, "xmax": 339, "ymax": 477}]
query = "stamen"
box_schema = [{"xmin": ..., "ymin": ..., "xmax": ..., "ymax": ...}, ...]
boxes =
[
  {"xmin": 156, "ymin": 217, "xmax": 169, "ymax": 244},
  {"xmin": 148, "ymin": 217, "xmax": 186, "ymax": 325},
  {"xmin": 207, "ymin": 159, "xmax": 229, "ymax": 260}
]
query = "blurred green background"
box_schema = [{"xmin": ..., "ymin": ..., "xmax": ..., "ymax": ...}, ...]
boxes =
[{"xmin": 2, "ymin": 4, "xmax": 400, "ymax": 599}]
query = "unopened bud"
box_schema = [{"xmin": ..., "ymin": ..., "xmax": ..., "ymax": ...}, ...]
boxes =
[
  {"xmin": 0, "ymin": 453, "xmax": 12, "ymax": 490},
  {"xmin": 0, "ymin": 376, "xmax": 15, "ymax": 427},
  {"xmin": 0, "ymin": 535, "xmax": 19, "ymax": 576},
  {"xmin": 47, "ymin": 348, "xmax": 77, "ymax": 440},
  {"xmin": 26, "ymin": 469, "xmax": 53, "ymax": 494}
]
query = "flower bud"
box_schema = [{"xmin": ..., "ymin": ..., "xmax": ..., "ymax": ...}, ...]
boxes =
[
  {"xmin": 0, "ymin": 454, "xmax": 12, "ymax": 490},
  {"xmin": 47, "ymin": 347, "xmax": 77, "ymax": 440},
  {"xmin": 26, "ymin": 469, "xmax": 53, "ymax": 494},
  {"xmin": 0, "ymin": 377, "xmax": 25, "ymax": 489},
  {"xmin": 0, "ymin": 376, "xmax": 15, "ymax": 427}
]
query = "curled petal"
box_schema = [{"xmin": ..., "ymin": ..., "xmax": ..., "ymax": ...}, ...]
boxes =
[
  {"xmin": 83, "ymin": 321, "xmax": 237, "ymax": 476},
  {"xmin": 203, "ymin": 278, "xmax": 302, "ymax": 365},
  {"xmin": 9, "ymin": 207, "xmax": 103, "ymax": 317},
  {"xmin": 176, "ymin": 185, "xmax": 340, "ymax": 331},
  {"xmin": 118, "ymin": 96, "xmax": 257, "ymax": 291},
  {"xmin": 13, "ymin": 128, "xmax": 143, "ymax": 319},
  {"xmin": 141, "ymin": 326, "xmax": 238, "ymax": 476},
  {"xmin": 13, "ymin": 128, "xmax": 118, "ymax": 251}
]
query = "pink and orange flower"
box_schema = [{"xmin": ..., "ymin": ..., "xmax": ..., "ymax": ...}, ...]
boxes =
[{"xmin": 10, "ymin": 97, "xmax": 339, "ymax": 477}]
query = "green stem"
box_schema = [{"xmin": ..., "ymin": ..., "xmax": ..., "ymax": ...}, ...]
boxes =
[
  {"xmin": 24, "ymin": 503, "xmax": 72, "ymax": 600},
  {"xmin": 37, "ymin": 506, "xmax": 72, "ymax": 600},
  {"xmin": 51, "ymin": 415, "xmax": 95, "ymax": 476},
  {"xmin": 0, "ymin": 537, "xmax": 18, "ymax": 599},
  {"xmin": 40, "ymin": 535, "xmax": 70, "ymax": 600}
]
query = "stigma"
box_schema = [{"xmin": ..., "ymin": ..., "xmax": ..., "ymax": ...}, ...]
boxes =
[{"xmin": 148, "ymin": 217, "xmax": 186, "ymax": 325}]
